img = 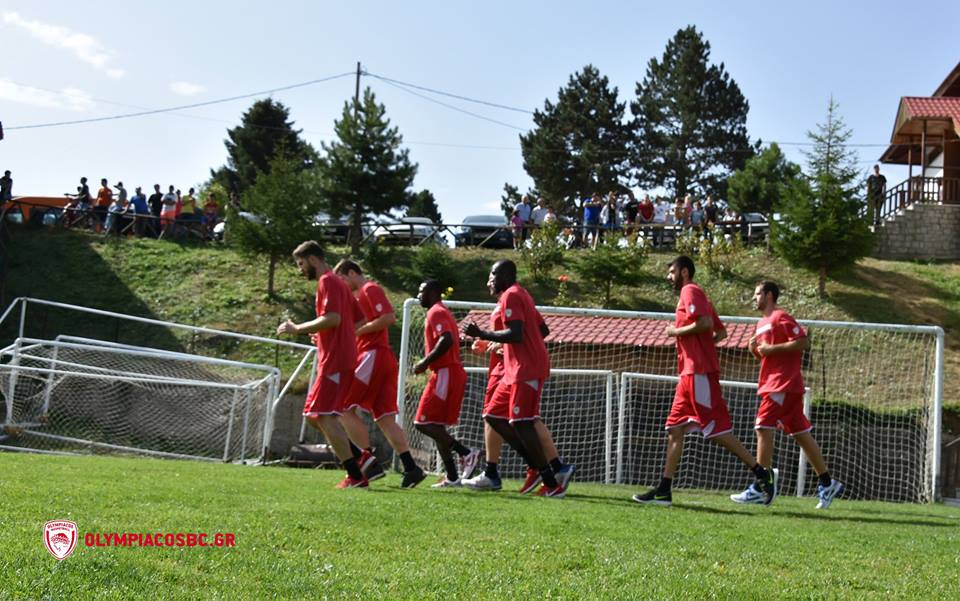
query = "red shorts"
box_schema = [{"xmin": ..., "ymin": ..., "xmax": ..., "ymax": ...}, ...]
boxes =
[
  {"xmin": 342, "ymin": 348, "xmax": 399, "ymax": 420},
  {"xmin": 303, "ymin": 370, "xmax": 354, "ymax": 417},
  {"xmin": 415, "ymin": 365, "xmax": 466, "ymax": 426},
  {"xmin": 482, "ymin": 375, "xmax": 510, "ymax": 420},
  {"xmin": 756, "ymin": 391, "xmax": 811, "ymax": 435},
  {"xmin": 507, "ymin": 379, "xmax": 543, "ymax": 423},
  {"xmin": 665, "ymin": 373, "xmax": 732, "ymax": 439}
]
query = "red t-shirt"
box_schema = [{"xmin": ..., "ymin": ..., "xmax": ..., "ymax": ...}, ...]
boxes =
[
  {"xmin": 355, "ymin": 281, "xmax": 393, "ymax": 352},
  {"xmin": 674, "ymin": 283, "xmax": 723, "ymax": 375},
  {"xmin": 424, "ymin": 302, "xmax": 461, "ymax": 371},
  {"xmin": 639, "ymin": 202, "xmax": 654, "ymax": 221},
  {"xmin": 497, "ymin": 284, "xmax": 550, "ymax": 384},
  {"xmin": 755, "ymin": 309, "xmax": 807, "ymax": 394},
  {"xmin": 314, "ymin": 271, "xmax": 358, "ymax": 376}
]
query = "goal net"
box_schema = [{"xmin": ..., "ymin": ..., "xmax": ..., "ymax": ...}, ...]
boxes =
[
  {"xmin": 396, "ymin": 299, "xmax": 944, "ymax": 502},
  {"xmin": 0, "ymin": 298, "xmax": 316, "ymax": 463}
]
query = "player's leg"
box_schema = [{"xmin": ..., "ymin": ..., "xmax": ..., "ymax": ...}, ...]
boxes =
[
  {"xmin": 302, "ymin": 375, "xmax": 366, "ymax": 488},
  {"xmin": 535, "ymin": 419, "xmax": 576, "ymax": 488},
  {"xmin": 508, "ymin": 380, "xmax": 563, "ymax": 497},
  {"xmin": 377, "ymin": 415, "xmax": 426, "ymax": 488},
  {"xmin": 414, "ymin": 423, "xmax": 460, "ymax": 485},
  {"xmin": 756, "ymin": 427, "xmax": 775, "ymax": 469}
]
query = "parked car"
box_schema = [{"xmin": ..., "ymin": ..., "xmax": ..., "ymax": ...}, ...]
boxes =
[
  {"xmin": 454, "ymin": 215, "xmax": 513, "ymax": 248},
  {"xmin": 313, "ymin": 212, "xmax": 374, "ymax": 244},
  {"xmin": 372, "ymin": 216, "xmax": 442, "ymax": 245}
]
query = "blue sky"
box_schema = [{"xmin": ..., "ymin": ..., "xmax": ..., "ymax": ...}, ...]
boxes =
[{"xmin": 2, "ymin": 0, "xmax": 958, "ymax": 223}]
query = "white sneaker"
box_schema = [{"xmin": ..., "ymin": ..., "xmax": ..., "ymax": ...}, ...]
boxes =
[
  {"xmin": 730, "ymin": 482, "xmax": 766, "ymax": 504},
  {"xmin": 459, "ymin": 448, "xmax": 482, "ymax": 480},
  {"xmin": 462, "ymin": 472, "xmax": 502, "ymax": 491},
  {"xmin": 430, "ymin": 477, "xmax": 462, "ymax": 489},
  {"xmin": 816, "ymin": 479, "xmax": 844, "ymax": 509}
]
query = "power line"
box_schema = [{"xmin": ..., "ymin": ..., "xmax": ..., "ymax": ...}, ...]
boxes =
[
  {"xmin": 364, "ymin": 71, "xmax": 534, "ymax": 114},
  {"xmin": 5, "ymin": 71, "xmax": 355, "ymax": 131}
]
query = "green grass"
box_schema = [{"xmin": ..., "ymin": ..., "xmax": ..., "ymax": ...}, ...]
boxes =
[{"xmin": 1, "ymin": 453, "xmax": 958, "ymax": 599}]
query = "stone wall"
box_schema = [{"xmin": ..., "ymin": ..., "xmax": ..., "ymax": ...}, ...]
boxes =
[{"xmin": 873, "ymin": 203, "xmax": 960, "ymax": 260}]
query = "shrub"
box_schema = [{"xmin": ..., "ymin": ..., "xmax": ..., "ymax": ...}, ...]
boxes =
[
  {"xmin": 519, "ymin": 221, "xmax": 565, "ymax": 283},
  {"xmin": 572, "ymin": 239, "xmax": 648, "ymax": 308},
  {"xmin": 400, "ymin": 243, "xmax": 460, "ymax": 291}
]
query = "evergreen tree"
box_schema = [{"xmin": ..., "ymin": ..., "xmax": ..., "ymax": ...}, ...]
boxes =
[
  {"xmin": 406, "ymin": 189, "xmax": 442, "ymax": 223},
  {"xmin": 209, "ymin": 99, "xmax": 316, "ymax": 196},
  {"xmin": 520, "ymin": 65, "xmax": 631, "ymax": 216},
  {"xmin": 631, "ymin": 26, "xmax": 756, "ymax": 199},
  {"xmin": 727, "ymin": 143, "xmax": 801, "ymax": 219},
  {"xmin": 318, "ymin": 88, "xmax": 417, "ymax": 254},
  {"xmin": 772, "ymin": 99, "xmax": 873, "ymax": 297},
  {"xmin": 228, "ymin": 152, "xmax": 324, "ymax": 296}
]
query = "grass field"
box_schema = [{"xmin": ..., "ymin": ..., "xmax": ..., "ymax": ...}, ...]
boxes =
[{"xmin": 2, "ymin": 454, "xmax": 958, "ymax": 600}]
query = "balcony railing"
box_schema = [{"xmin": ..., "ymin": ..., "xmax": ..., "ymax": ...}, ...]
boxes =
[{"xmin": 877, "ymin": 176, "xmax": 960, "ymax": 223}]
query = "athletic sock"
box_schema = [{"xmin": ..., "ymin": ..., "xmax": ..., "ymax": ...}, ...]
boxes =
[
  {"xmin": 656, "ymin": 477, "xmax": 672, "ymax": 494},
  {"xmin": 540, "ymin": 467, "xmax": 559, "ymax": 488},
  {"xmin": 751, "ymin": 463, "xmax": 770, "ymax": 480},
  {"xmin": 451, "ymin": 441, "xmax": 471, "ymax": 456},
  {"xmin": 348, "ymin": 441, "xmax": 363, "ymax": 460},
  {"xmin": 549, "ymin": 458, "xmax": 563, "ymax": 472},
  {"xmin": 485, "ymin": 462, "xmax": 500, "ymax": 480},
  {"xmin": 343, "ymin": 458, "xmax": 364, "ymax": 481},
  {"xmin": 399, "ymin": 451, "xmax": 418, "ymax": 473},
  {"xmin": 441, "ymin": 453, "xmax": 459, "ymax": 482},
  {"xmin": 818, "ymin": 472, "xmax": 832, "ymax": 488}
]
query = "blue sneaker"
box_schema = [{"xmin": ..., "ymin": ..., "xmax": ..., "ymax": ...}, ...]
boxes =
[
  {"xmin": 816, "ymin": 479, "xmax": 844, "ymax": 509},
  {"xmin": 555, "ymin": 463, "xmax": 576, "ymax": 490}
]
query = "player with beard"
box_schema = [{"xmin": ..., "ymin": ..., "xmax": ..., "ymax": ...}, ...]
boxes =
[
  {"xmin": 464, "ymin": 260, "xmax": 566, "ymax": 497},
  {"xmin": 277, "ymin": 241, "xmax": 367, "ymax": 489},
  {"xmin": 334, "ymin": 259, "xmax": 426, "ymax": 488},
  {"xmin": 632, "ymin": 256, "xmax": 776, "ymax": 506},
  {"xmin": 413, "ymin": 279, "xmax": 480, "ymax": 487},
  {"xmin": 730, "ymin": 281, "xmax": 843, "ymax": 508}
]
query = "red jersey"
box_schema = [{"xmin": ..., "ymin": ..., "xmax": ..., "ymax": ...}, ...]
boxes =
[
  {"xmin": 424, "ymin": 302, "xmax": 462, "ymax": 371},
  {"xmin": 314, "ymin": 271, "xmax": 359, "ymax": 376},
  {"xmin": 755, "ymin": 309, "xmax": 807, "ymax": 394},
  {"xmin": 497, "ymin": 284, "xmax": 550, "ymax": 384},
  {"xmin": 487, "ymin": 307, "xmax": 505, "ymax": 379},
  {"xmin": 674, "ymin": 283, "xmax": 723, "ymax": 375},
  {"xmin": 355, "ymin": 281, "xmax": 393, "ymax": 352}
]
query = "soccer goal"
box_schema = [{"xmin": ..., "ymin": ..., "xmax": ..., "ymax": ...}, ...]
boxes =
[
  {"xmin": 395, "ymin": 298, "xmax": 944, "ymax": 502},
  {"xmin": 0, "ymin": 297, "xmax": 316, "ymax": 463}
]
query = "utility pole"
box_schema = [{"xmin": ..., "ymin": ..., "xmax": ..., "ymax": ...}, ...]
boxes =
[{"xmin": 354, "ymin": 61, "xmax": 362, "ymax": 116}]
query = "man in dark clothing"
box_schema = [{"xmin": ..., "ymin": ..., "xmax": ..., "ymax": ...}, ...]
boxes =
[
  {"xmin": 147, "ymin": 184, "xmax": 164, "ymax": 237},
  {"xmin": 866, "ymin": 165, "xmax": 887, "ymax": 226}
]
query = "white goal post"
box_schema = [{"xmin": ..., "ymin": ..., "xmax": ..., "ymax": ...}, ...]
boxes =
[{"xmin": 396, "ymin": 298, "xmax": 944, "ymax": 502}]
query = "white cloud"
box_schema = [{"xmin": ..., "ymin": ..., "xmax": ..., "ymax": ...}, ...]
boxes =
[
  {"xmin": 169, "ymin": 81, "xmax": 207, "ymax": 96},
  {"xmin": 2, "ymin": 11, "xmax": 124, "ymax": 78},
  {"xmin": 0, "ymin": 79, "xmax": 94, "ymax": 112}
]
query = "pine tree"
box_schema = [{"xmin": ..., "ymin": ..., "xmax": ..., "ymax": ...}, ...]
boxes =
[
  {"xmin": 209, "ymin": 99, "xmax": 316, "ymax": 195},
  {"xmin": 727, "ymin": 143, "xmax": 801, "ymax": 219},
  {"xmin": 406, "ymin": 189, "xmax": 442, "ymax": 223},
  {"xmin": 520, "ymin": 65, "xmax": 631, "ymax": 216},
  {"xmin": 318, "ymin": 88, "xmax": 418, "ymax": 254},
  {"xmin": 632, "ymin": 26, "xmax": 756, "ymax": 200},
  {"xmin": 772, "ymin": 98, "xmax": 874, "ymax": 297}
]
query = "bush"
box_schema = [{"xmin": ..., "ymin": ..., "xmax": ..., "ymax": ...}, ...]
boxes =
[
  {"xmin": 674, "ymin": 226, "xmax": 744, "ymax": 278},
  {"xmin": 572, "ymin": 239, "xmax": 647, "ymax": 308},
  {"xmin": 519, "ymin": 221, "xmax": 565, "ymax": 283},
  {"xmin": 400, "ymin": 243, "xmax": 460, "ymax": 291}
]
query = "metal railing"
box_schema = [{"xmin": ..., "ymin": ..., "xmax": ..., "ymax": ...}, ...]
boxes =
[{"xmin": 877, "ymin": 177, "xmax": 960, "ymax": 223}]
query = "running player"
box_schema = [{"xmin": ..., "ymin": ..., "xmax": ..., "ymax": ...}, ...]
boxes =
[
  {"xmin": 277, "ymin": 241, "xmax": 367, "ymax": 489},
  {"xmin": 334, "ymin": 259, "xmax": 426, "ymax": 488},
  {"xmin": 730, "ymin": 281, "xmax": 843, "ymax": 508},
  {"xmin": 413, "ymin": 279, "xmax": 480, "ymax": 487},
  {"xmin": 632, "ymin": 256, "xmax": 776, "ymax": 506}
]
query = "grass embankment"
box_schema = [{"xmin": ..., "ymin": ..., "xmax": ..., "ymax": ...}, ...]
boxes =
[
  {"xmin": 1, "ymin": 453, "xmax": 958, "ymax": 599},
  {"xmin": 4, "ymin": 228, "xmax": 959, "ymax": 410}
]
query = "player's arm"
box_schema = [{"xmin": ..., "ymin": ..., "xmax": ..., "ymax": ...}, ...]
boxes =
[
  {"xmin": 539, "ymin": 321, "xmax": 549, "ymax": 338},
  {"xmin": 356, "ymin": 312, "xmax": 395, "ymax": 336},
  {"xmin": 713, "ymin": 325, "xmax": 727, "ymax": 344},
  {"xmin": 756, "ymin": 335, "xmax": 809, "ymax": 357},
  {"xmin": 414, "ymin": 332, "xmax": 453, "ymax": 373},
  {"xmin": 277, "ymin": 312, "xmax": 341, "ymax": 336},
  {"xmin": 666, "ymin": 315, "xmax": 713, "ymax": 338},
  {"xmin": 464, "ymin": 319, "xmax": 522, "ymax": 344}
]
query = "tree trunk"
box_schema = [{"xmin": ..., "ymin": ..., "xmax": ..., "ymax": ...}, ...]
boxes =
[
  {"xmin": 268, "ymin": 252, "xmax": 276, "ymax": 297},
  {"xmin": 350, "ymin": 203, "xmax": 363, "ymax": 255},
  {"xmin": 818, "ymin": 265, "xmax": 827, "ymax": 298}
]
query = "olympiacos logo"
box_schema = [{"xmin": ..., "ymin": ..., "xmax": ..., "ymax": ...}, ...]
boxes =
[{"xmin": 43, "ymin": 520, "xmax": 78, "ymax": 560}]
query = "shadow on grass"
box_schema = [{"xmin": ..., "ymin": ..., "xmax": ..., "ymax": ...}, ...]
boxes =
[{"xmin": 674, "ymin": 501, "xmax": 956, "ymax": 528}]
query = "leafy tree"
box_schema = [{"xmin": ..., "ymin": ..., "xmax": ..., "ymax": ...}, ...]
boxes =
[
  {"xmin": 318, "ymin": 88, "xmax": 418, "ymax": 254},
  {"xmin": 209, "ymin": 99, "xmax": 317, "ymax": 196},
  {"xmin": 631, "ymin": 26, "xmax": 756, "ymax": 200},
  {"xmin": 727, "ymin": 143, "xmax": 800, "ymax": 219},
  {"xmin": 771, "ymin": 99, "xmax": 873, "ymax": 297},
  {"xmin": 227, "ymin": 152, "xmax": 323, "ymax": 296},
  {"xmin": 520, "ymin": 65, "xmax": 632, "ymax": 216},
  {"xmin": 572, "ymin": 240, "xmax": 648, "ymax": 308},
  {"xmin": 406, "ymin": 189, "xmax": 442, "ymax": 223},
  {"xmin": 519, "ymin": 220, "xmax": 565, "ymax": 283}
]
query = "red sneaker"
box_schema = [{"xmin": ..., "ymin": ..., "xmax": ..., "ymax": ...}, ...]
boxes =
[
  {"xmin": 357, "ymin": 450, "xmax": 377, "ymax": 473},
  {"xmin": 518, "ymin": 468, "xmax": 542, "ymax": 495},
  {"xmin": 335, "ymin": 474, "xmax": 369, "ymax": 489},
  {"xmin": 537, "ymin": 484, "xmax": 566, "ymax": 498}
]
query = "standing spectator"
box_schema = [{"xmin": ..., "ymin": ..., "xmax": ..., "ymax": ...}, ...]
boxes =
[
  {"xmin": 95, "ymin": 178, "xmax": 113, "ymax": 230},
  {"xmin": 228, "ymin": 190, "xmax": 243, "ymax": 212},
  {"xmin": 543, "ymin": 206, "xmax": 557, "ymax": 225},
  {"xmin": 128, "ymin": 186, "xmax": 150, "ymax": 237},
  {"xmin": 584, "ymin": 193, "xmax": 603, "ymax": 249},
  {"xmin": 78, "ymin": 177, "xmax": 91, "ymax": 204},
  {"xmin": 623, "ymin": 194, "xmax": 640, "ymax": 236},
  {"xmin": 601, "ymin": 193, "xmax": 619, "ymax": 241},
  {"xmin": 0, "ymin": 170, "xmax": 12, "ymax": 201},
  {"xmin": 510, "ymin": 208, "xmax": 524, "ymax": 250},
  {"xmin": 690, "ymin": 201, "xmax": 705, "ymax": 232},
  {"xmin": 866, "ymin": 164, "xmax": 887, "ymax": 226},
  {"xmin": 673, "ymin": 197, "xmax": 685, "ymax": 228},
  {"xmin": 103, "ymin": 189, "xmax": 127, "ymax": 236},
  {"xmin": 148, "ymin": 184, "xmax": 163, "ymax": 237},
  {"xmin": 704, "ymin": 195, "xmax": 720, "ymax": 227},
  {"xmin": 160, "ymin": 185, "xmax": 178, "ymax": 238},
  {"xmin": 514, "ymin": 194, "xmax": 533, "ymax": 240},
  {"xmin": 202, "ymin": 193, "xmax": 219, "ymax": 239},
  {"xmin": 638, "ymin": 194, "xmax": 656, "ymax": 245},
  {"xmin": 531, "ymin": 197, "xmax": 549, "ymax": 227},
  {"xmin": 114, "ymin": 181, "xmax": 129, "ymax": 233},
  {"xmin": 177, "ymin": 187, "xmax": 199, "ymax": 237}
]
